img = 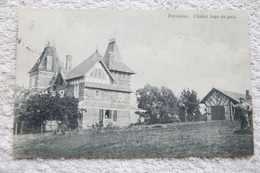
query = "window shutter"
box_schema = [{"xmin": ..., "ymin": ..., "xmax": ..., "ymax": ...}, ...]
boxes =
[
  {"xmin": 113, "ymin": 110, "xmax": 117, "ymax": 122},
  {"xmin": 74, "ymin": 85, "xmax": 79, "ymax": 98}
]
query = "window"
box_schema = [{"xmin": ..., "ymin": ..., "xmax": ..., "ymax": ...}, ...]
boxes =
[
  {"xmin": 101, "ymin": 71, "xmax": 104, "ymax": 78},
  {"xmin": 90, "ymin": 69, "xmax": 105, "ymax": 79},
  {"xmin": 118, "ymin": 92, "xmax": 124, "ymax": 101},
  {"xmin": 74, "ymin": 85, "xmax": 79, "ymax": 98},
  {"xmin": 98, "ymin": 69, "xmax": 101, "ymax": 78},
  {"xmin": 46, "ymin": 55, "xmax": 52, "ymax": 70},
  {"xmin": 105, "ymin": 110, "xmax": 112, "ymax": 119},
  {"xmin": 95, "ymin": 90, "xmax": 101, "ymax": 98},
  {"xmin": 88, "ymin": 68, "xmax": 109, "ymax": 85},
  {"xmin": 94, "ymin": 69, "xmax": 97, "ymax": 77}
]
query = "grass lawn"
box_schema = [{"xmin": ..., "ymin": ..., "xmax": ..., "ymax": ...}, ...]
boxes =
[{"xmin": 13, "ymin": 121, "xmax": 254, "ymax": 158}]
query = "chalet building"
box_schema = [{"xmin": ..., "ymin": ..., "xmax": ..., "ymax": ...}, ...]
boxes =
[
  {"xmin": 200, "ymin": 88, "xmax": 252, "ymax": 121},
  {"xmin": 28, "ymin": 38, "xmax": 135, "ymax": 129}
]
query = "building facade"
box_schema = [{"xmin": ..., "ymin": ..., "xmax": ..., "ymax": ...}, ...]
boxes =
[
  {"xmin": 29, "ymin": 39, "xmax": 135, "ymax": 129},
  {"xmin": 200, "ymin": 88, "xmax": 252, "ymax": 121}
]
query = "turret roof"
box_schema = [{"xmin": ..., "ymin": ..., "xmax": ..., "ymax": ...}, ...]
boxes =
[
  {"xmin": 29, "ymin": 46, "xmax": 64, "ymax": 73},
  {"xmin": 102, "ymin": 40, "xmax": 135, "ymax": 74}
]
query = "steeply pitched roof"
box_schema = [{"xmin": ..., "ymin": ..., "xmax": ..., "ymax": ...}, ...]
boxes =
[
  {"xmin": 200, "ymin": 88, "xmax": 246, "ymax": 104},
  {"xmin": 51, "ymin": 69, "xmax": 70, "ymax": 87},
  {"xmin": 66, "ymin": 50, "xmax": 114, "ymax": 81},
  {"xmin": 102, "ymin": 40, "xmax": 135, "ymax": 74},
  {"xmin": 29, "ymin": 46, "xmax": 63, "ymax": 73},
  {"xmin": 66, "ymin": 50, "xmax": 101, "ymax": 80},
  {"xmin": 61, "ymin": 70, "xmax": 70, "ymax": 79}
]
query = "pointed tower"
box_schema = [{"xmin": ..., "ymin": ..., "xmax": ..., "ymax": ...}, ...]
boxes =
[
  {"xmin": 28, "ymin": 45, "xmax": 64, "ymax": 91},
  {"xmin": 102, "ymin": 38, "xmax": 135, "ymax": 89}
]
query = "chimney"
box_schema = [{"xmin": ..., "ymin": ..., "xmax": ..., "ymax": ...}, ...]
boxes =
[
  {"xmin": 108, "ymin": 52, "xmax": 115, "ymax": 69},
  {"xmin": 66, "ymin": 55, "xmax": 72, "ymax": 70},
  {"xmin": 246, "ymin": 90, "xmax": 250, "ymax": 99}
]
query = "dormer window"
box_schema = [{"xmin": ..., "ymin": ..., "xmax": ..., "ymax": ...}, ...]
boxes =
[
  {"xmin": 95, "ymin": 90, "xmax": 101, "ymax": 98},
  {"xmin": 46, "ymin": 55, "xmax": 52, "ymax": 70}
]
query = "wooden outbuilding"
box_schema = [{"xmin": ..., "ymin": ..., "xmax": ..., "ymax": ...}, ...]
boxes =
[{"xmin": 200, "ymin": 88, "xmax": 251, "ymax": 121}]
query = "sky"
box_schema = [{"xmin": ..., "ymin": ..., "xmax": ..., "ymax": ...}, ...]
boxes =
[{"xmin": 16, "ymin": 10, "xmax": 252, "ymax": 105}]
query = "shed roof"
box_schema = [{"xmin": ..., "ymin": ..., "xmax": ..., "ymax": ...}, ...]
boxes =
[{"xmin": 200, "ymin": 88, "xmax": 246, "ymax": 104}]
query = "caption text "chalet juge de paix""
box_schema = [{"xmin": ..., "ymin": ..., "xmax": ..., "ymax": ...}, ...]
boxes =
[{"xmin": 168, "ymin": 14, "xmax": 236, "ymax": 19}]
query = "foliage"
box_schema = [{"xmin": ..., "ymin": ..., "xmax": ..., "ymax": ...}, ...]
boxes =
[
  {"xmin": 56, "ymin": 94, "xmax": 80, "ymax": 130},
  {"xmin": 16, "ymin": 88, "xmax": 80, "ymax": 133},
  {"xmin": 136, "ymin": 84, "xmax": 178, "ymax": 124},
  {"xmin": 178, "ymin": 88, "xmax": 200, "ymax": 122},
  {"xmin": 92, "ymin": 123, "xmax": 103, "ymax": 131},
  {"xmin": 14, "ymin": 86, "xmax": 31, "ymax": 104},
  {"xmin": 14, "ymin": 86, "xmax": 34, "ymax": 134}
]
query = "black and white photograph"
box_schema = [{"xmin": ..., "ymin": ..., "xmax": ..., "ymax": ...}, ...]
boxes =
[{"xmin": 13, "ymin": 9, "xmax": 253, "ymax": 158}]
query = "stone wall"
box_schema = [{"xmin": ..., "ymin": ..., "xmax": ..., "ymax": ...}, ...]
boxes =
[
  {"xmin": 29, "ymin": 70, "xmax": 55, "ymax": 91},
  {"xmin": 82, "ymin": 108, "xmax": 131, "ymax": 129},
  {"xmin": 80, "ymin": 87, "xmax": 132, "ymax": 128},
  {"xmin": 37, "ymin": 71, "xmax": 55, "ymax": 88},
  {"xmin": 82, "ymin": 108, "xmax": 100, "ymax": 128},
  {"xmin": 116, "ymin": 110, "xmax": 131, "ymax": 127},
  {"xmin": 64, "ymin": 82, "xmax": 85, "ymax": 100},
  {"xmin": 84, "ymin": 88, "xmax": 130, "ymax": 105},
  {"xmin": 110, "ymin": 71, "xmax": 131, "ymax": 89}
]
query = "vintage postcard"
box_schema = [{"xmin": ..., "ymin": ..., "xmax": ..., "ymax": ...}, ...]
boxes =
[{"xmin": 13, "ymin": 10, "xmax": 253, "ymax": 158}]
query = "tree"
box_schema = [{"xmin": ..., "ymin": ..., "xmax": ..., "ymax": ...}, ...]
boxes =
[
  {"xmin": 14, "ymin": 86, "xmax": 31, "ymax": 104},
  {"xmin": 178, "ymin": 88, "xmax": 200, "ymax": 122},
  {"xmin": 57, "ymin": 95, "xmax": 80, "ymax": 130},
  {"xmin": 136, "ymin": 84, "xmax": 178, "ymax": 124},
  {"xmin": 14, "ymin": 86, "xmax": 32, "ymax": 134},
  {"xmin": 17, "ymin": 89, "xmax": 80, "ymax": 134}
]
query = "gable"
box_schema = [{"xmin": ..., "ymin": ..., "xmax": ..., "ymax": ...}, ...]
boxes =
[
  {"xmin": 50, "ymin": 70, "xmax": 69, "ymax": 90},
  {"xmin": 200, "ymin": 88, "xmax": 247, "ymax": 106},
  {"xmin": 66, "ymin": 51, "xmax": 102, "ymax": 80},
  {"xmin": 202, "ymin": 90, "xmax": 230, "ymax": 107},
  {"xmin": 85, "ymin": 61, "xmax": 111, "ymax": 85}
]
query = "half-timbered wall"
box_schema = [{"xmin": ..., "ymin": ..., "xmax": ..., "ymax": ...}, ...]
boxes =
[
  {"xmin": 84, "ymin": 62, "xmax": 111, "ymax": 85},
  {"xmin": 204, "ymin": 90, "xmax": 231, "ymax": 121}
]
